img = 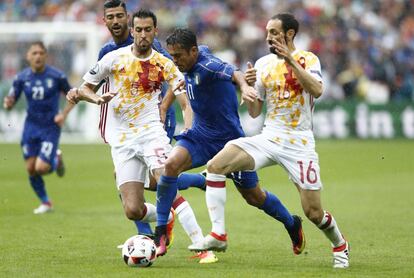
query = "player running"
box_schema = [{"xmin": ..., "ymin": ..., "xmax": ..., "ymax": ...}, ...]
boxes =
[
  {"xmin": 201, "ymin": 13, "xmax": 350, "ymax": 268},
  {"xmin": 151, "ymin": 27, "xmax": 305, "ymax": 258},
  {"xmin": 3, "ymin": 41, "xmax": 75, "ymax": 214}
]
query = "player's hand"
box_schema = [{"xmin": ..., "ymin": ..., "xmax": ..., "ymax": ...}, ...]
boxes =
[
  {"xmin": 272, "ymin": 32, "xmax": 293, "ymax": 63},
  {"xmin": 245, "ymin": 62, "xmax": 257, "ymax": 87},
  {"xmin": 3, "ymin": 96, "xmax": 15, "ymax": 110},
  {"xmin": 66, "ymin": 88, "xmax": 80, "ymax": 104},
  {"xmin": 54, "ymin": 113, "xmax": 65, "ymax": 127},
  {"xmin": 173, "ymin": 79, "xmax": 186, "ymax": 93},
  {"xmin": 97, "ymin": 92, "xmax": 117, "ymax": 105},
  {"xmin": 240, "ymin": 85, "xmax": 258, "ymax": 104}
]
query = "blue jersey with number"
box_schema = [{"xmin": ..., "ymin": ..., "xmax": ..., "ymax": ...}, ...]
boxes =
[
  {"xmin": 98, "ymin": 35, "xmax": 176, "ymax": 139},
  {"xmin": 184, "ymin": 46, "xmax": 244, "ymax": 141},
  {"xmin": 9, "ymin": 65, "xmax": 71, "ymax": 126}
]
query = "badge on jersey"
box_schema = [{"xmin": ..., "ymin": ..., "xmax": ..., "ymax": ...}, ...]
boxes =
[
  {"xmin": 89, "ymin": 63, "xmax": 99, "ymax": 75},
  {"xmin": 46, "ymin": 78, "xmax": 53, "ymax": 88},
  {"xmin": 194, "ymin": 73, "xmax": 201, "ymax": 85}
]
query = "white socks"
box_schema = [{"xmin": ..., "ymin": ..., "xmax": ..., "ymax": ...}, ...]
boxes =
[
  {"xmin": 206, "ymin": 173, "xmax": 227, "ymax": 236},
  {"xmin": 140, "ymin": 203, "xmax": 157, "ymax": 223},
  {"xmin": 173, "ymin": 196, "xmax": 204, "ymax": 244},
  {"xmin": 318, "ymin": 211, "xmax": 346, "ymax": 247}
]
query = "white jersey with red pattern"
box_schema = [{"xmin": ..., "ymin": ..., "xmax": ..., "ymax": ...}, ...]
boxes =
[
  {"xmin": 255, "ymin": 49, "xmax": 323, "ymax": 144},
  {"xmin": 83, "ymin": 46, "xmax": 184, "ymax": 147}
]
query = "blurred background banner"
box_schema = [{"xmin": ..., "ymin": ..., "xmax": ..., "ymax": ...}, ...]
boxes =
[{"xmin": 0, "ymin": 0, "xmax": 413, "ymax": 142}]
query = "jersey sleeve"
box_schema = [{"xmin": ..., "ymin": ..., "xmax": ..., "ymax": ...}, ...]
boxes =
[
  {"xmin": 8, "ymin": 75, "xmax": 23, "ymax": 101},
  {"xmin": 83, "ymin": 53, "xmax": 113, "ymax": 85},
  {"xmin": 304, "ymin": 53, "xmax": 323, "ymax": 83},
  {"xmin": 163, "ymin": 60, "xmax": 185, "ymax": 96},
  {"xmin": 58, "ymin": 73, "xmax": 72, "ymax": 94},
  {"xmin": 254, "ymin": 58, "xmax": 266, "ymax": 101},
  {"xmin": 200, "ymin": 57, "xmax": 235, "ymax": 82}
]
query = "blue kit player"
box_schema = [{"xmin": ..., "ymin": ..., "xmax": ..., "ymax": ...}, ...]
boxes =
[
  {"xmin": 3, "ymin": 41, "xmax": 75, "ymax": 214},
  {"xmin": 152, "ymin": 28, "xmax": 305, "ymax": 257}
]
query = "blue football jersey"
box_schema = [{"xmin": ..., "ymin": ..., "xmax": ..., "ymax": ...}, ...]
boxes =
[
  {"xmin": 184, "ymin": 46, "xmax": 244, "ymax": 140},
  {"xmin": 9, "ymin": 65, "xmax": 71, "ymax": 126}
]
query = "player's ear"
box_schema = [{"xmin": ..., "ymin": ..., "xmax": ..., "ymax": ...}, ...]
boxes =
[
  {"xmin": 286, "ymin": 29, "xmax": 295, "ymax": 41},
  {"xmin": 154, "ymin": 27, "xmax": 158, "ymax": 37}
]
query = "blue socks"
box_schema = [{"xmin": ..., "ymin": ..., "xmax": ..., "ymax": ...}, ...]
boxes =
[
  {"xmin": 260, "ymin": 190, "xmax": 294, "ymax": 229},
  {"xmin": 29, "ymin": 175, "xmax": 49, "ymax": 203},
  {"xmin": 177, "ymin": 172, "xmax": 206, "ymax": 190},
  {"xmin": 134, "ymin": 221, "xmax": 153, "ymax": 236},
  {"xmin": 156, "ymin": 175, "xmax": 178, "ymax": 226}
]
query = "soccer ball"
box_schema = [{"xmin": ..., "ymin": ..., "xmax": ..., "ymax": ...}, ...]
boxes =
[{"xmin": 121, "ymin": 235, "xmax": 157, "ymax": 267}]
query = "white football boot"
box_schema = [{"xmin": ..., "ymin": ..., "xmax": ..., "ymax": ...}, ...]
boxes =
[
  {"xmin": 33, "ymin": 203, "xmax": 53, "ymax": 214},
  {"xmin": 188, "ymin": 233, "xmax": 227, "ymax": 252},
  {"xmin": 333, "ymin": 241, "xmax": 350, "ymax": 268}
]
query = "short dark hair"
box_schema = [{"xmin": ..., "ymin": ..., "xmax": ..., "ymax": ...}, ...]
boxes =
[
  {"xmin": 271, "ymin": 13, "xmax": 299, "ymax": 38},
  {"xmin": 166, "ymin": 28, "xmax": 197, "ymax": 51},
  {"xmin": 103, "ymin": 0, "xmax": 127, "ymax": 13},
  {"xmin": 29, "ymin": 41, "xmax": 47, "ymax": 52},
  {"xmin": 131, "ymin": 9, "xmax": 157, "ymax": 28}
]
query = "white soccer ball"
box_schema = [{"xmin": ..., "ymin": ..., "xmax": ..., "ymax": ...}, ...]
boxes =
[{"xmin": 121, "ymin": 235, "xmax": 157, "ymax": 267}]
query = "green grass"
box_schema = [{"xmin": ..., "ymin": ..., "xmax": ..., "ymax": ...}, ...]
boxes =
[{"xmin": 0, "ymin": 140, "xmax": 413, "ymax": 277}]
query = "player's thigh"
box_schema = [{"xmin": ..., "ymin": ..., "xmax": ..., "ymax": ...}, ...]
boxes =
[
  {"xmin": 208, "ymin": 143, "xmax": 254, "ymax": 173},
  {"xmin": 35, "ymin": 157, "xmax": 52, "ymax": 174},
  {"xmin": 225, "ymin": 135, "xmax": 276, "ymax": 171},
  {"xmin": 112, "ymin": 147, "xmax": 148, "ymax": 189},
  {"xmin": 278, "ymin": 149, "xmax": 323, "ymax": 190}
]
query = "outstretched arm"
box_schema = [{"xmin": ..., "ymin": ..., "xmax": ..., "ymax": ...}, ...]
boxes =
[
  {"xmin": 232, "ymin": 70, "xmax": 263, "ymax": 118},
  {"xmin": 54, "ymin": 100, "xmax": 76, "ymax": 128},
  {"xmin": 66, "ymin": 82, "xmax": 116, "ymax": 105}
]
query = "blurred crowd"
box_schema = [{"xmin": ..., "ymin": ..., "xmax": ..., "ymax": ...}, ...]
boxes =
[{"xmin": 1, "ymin": 0, "xmax": 414, "ymax": 103}]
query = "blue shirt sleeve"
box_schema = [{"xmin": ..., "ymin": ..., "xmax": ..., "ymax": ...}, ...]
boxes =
[
  {"xmin": 58, "ymin": 73, "xmax": 72, "ymax": 94},
  {"xmin": 200, "ymin": 57, "xmax": 235, "ymax": 82}
]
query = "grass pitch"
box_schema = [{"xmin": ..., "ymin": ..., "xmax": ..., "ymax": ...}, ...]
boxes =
[{"xmin": 0, "ymin": 140, "xmax": 413, "ymax": 277}]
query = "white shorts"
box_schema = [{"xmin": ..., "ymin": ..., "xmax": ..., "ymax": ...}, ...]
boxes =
[
  {"xmin": 111, "ymin": 132, "xmax": 171, "ymax": 189},
  {"xmin": 228, "ymin": 132, "xmax": 323, "ymax": 190}
]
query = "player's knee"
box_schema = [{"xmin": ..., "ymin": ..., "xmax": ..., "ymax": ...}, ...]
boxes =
[
  {"xmin": 206, "ymin": 160, "xmax": 227, "ymax": 175},
  {"xmin": 35, "ymin": 164, "xmax": 50, "ymax": 175},
  {"xmin": 26, "ymin": 165, "xmax": 36, "ymax": 176},
  {"xmin": 163, "ymin": 159, "xmax": 182, "ymax": 176},
  {"xmin": 304, "ymin": 207, "xmax": 323, "ymax": 224},
  {"xmin": 124, "ymin": 204, "xmax": 145, "ymax": 221}
]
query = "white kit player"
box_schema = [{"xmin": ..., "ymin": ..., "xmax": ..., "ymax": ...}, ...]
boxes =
[
  {"xmin": 66, "ymin": 10, "xmax": 185, "ymax": 241},
  {"xmin": 203, "ymin": 13, "xmax": 350, "ymax": 268}
]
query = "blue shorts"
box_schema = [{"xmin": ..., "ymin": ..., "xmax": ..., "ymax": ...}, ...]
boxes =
[
  {"xmin": 21, "ymin": 121, "xmax": 61, "ymax": 165},
  {"xmin": 175, "ymin": 129, "xmax": 258, "ymax": 189}
]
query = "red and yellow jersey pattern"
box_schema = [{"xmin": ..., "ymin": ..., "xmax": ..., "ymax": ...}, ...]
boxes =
[
  {"xmin": 83, "ymin": 46, "xmax": 183, "ymax": 146},
  {"xmin": 255, "ymin": 49, "xmax": 323, "ymax": 140}
]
